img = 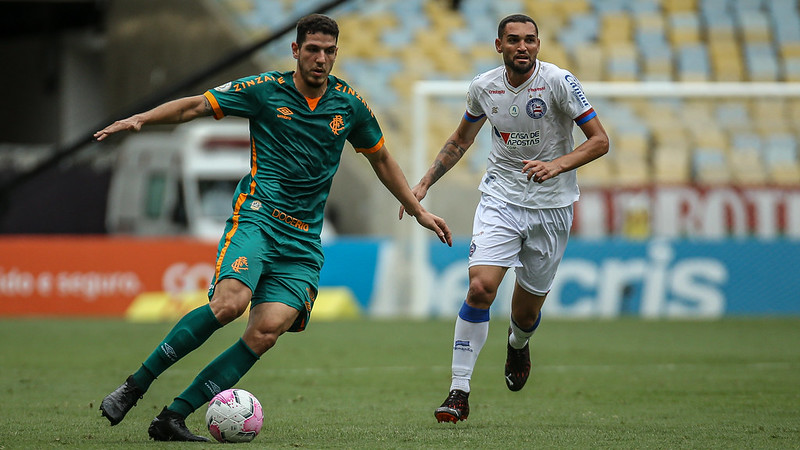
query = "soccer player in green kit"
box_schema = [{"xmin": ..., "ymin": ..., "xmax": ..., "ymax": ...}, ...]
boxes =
[{"xmin": 95, "ymin": 14, "xmax": 452, "ymax": 441}]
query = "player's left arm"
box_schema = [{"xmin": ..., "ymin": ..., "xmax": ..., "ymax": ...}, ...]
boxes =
[
  {"xmin": 522, "ymin": 116, "xmax": 609, "ymax": 183},
  {"xmin": 364, "ymin": 145, "xmax": 453, "ymax": 246}
]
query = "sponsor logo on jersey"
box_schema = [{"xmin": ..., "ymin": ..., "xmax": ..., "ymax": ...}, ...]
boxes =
[
  {"xmin": 277, "ymin": 107, "xmax": 293, "ymax": 120},
  {"xmin": 214, "ymin": 82, "xmax": 232, "ymax": 92},
  {"xmin": 232, "ymin": 75, "xmax": 285, "ymax": 92},
  {"xmin": 469, "ymin": 241, "xmax": 476, "ymax": 257},
  {"xmin": 509, "ymin": 105, "xmax": 519, "ymax": 117},
  {"xmin": 564, "ymin": 74, "xmax": 590, "ymax": 107},
  {"xmin": 334, "ymin": 82, "xmax": 374, "ymax": 116},
  {"xmin": 526, "ymin": 97, "xmax": 547, "ymax": 119},
  {"xmin": 231, "ymin": 256, "xmax": 248, "ymax": 273},
  {"xmin": 488, "ymin": 89, "xmax": 506, "ymax": 94},
  {"xmin": 329, "ymin": 115, "xmax": 345, "ymax": 135},
  {"xmin": 494, "ymin": 127, "xmax": 541, "ymax": 147},
  {"xmin": 271, "ymin": 208, "xmax": 310, "ymax": 232}
]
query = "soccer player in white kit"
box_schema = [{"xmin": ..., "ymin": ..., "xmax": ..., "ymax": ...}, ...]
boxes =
[{"xmin": 401, "ymin": 14, "xmax": 609, "ymax": 423}]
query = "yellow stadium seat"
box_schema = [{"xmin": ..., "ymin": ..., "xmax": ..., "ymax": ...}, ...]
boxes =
[
  {"xmin": 614, "ymin": 157, "xmax": 650, "ymax": 186},
  {"xmin": 600, "ymin": 13, "xmax": 633, "ymax": 46},
  {"xmin": 663, "ymin": 0, "xmax": 698, "ymax": 13},
  {"xmin": 577, "ymin": 157, "xmax": 614, "ymax": 187},
  {"xmin": 729, "ymin": 150, "xmax": 767, "ymax": 185}
]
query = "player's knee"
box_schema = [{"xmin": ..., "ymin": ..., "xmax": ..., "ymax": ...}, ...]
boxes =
[
  {"xmin": 243, "ymin": 329, "xmax": 280, "ymax": 355},
  {"xmin": 466, "ymin": 279, "xmax": 498, "ymax": 308},
  {"xmin": 210, "ymin": 297, "xmax": 249, "ymax": 325},
  {"xmin": 210, "ymin": 280, "xmax": 252, "ymax": 324}
]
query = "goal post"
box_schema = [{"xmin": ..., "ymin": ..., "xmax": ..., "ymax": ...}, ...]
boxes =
[{"xmin": 407, "ymin": 80, "xmax": 800, "ymax": 318}]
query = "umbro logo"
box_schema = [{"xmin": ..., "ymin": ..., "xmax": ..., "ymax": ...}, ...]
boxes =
[
  {"xmin": 277, "ymin": 107, "xmax": 293, "ymax": 120},
  {"xmin": 161, "ymin": 343, "xmax": 178, "ymax": 361},
  {"xmin": 205, "ymin": 380, "xmax": 221, "ymax": 395}
]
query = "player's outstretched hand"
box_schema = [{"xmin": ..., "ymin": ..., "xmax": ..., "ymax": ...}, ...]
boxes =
[
  {"xmin": 94, "ymin": 116, "xmax": 144, "ymax": 141},
  {"xmin": 399, "ymin": 184, "xmax": 428, "ymax": 219},
  {"xmin": 415, "ymin": 211, "xmax": 452, "ymax": 247}
]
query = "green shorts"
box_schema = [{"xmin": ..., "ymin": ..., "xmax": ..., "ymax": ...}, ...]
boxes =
[{"xmin": 208, "ymin": 217, "xmax": 322, "ymax": 332}]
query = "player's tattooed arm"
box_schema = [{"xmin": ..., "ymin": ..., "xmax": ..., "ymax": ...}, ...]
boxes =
[{"xmin": 429, "ymin": 140, "xmax": 467, "ymax": 184}]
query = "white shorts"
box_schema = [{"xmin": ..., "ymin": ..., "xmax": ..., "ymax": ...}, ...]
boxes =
[{"xmin": 468, "ymin": 193, "xmax": 573, "ymax": 295}]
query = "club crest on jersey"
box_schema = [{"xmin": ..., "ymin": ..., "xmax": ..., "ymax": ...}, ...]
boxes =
[
  {"xmin": 526, "ymin": 97, "xmax": 547, "ymax": 119},
  {"xmin": 231, "ymin": 256, "xmax": 248, "ymax": 273},
  {"xmin": 330, "ymin": 115, "xmax": 345, "ymax": 135}
]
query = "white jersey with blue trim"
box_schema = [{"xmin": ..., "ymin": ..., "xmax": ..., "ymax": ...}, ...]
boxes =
[{"xmin": 465, "ymin": 60, "xmax": 596, "ymax": 209}]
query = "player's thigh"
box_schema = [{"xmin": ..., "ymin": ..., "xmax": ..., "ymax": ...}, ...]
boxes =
[
  {"xmin": 468, "ymin": 194, "xmax": 525, "ymax": 268},
  {"xmin": 209, "ymin": 219, "xmax": 267, "ymax": 299},
  {"xmin": 515, "ymin": 206, "xmax": 572, "ymax": 295},
  {"xmin": 251, "ymin": 270, "xmax": 317, "ymax": 333}
]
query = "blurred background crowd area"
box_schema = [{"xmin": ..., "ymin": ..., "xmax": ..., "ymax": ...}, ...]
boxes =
[
  {"xmin": 221, "ymin": 0, "xmax": 800, "ymax": 188},
  {"xmin": 1, "ymin": 0, "xmax": 800, "ymax": 235}
]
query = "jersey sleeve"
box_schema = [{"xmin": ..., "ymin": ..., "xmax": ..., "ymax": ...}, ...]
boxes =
[
  {"xmin": 554, "ymin": 70, "xmax": 596, "ymax": 125},
  {"xmin": 346, "ymin": 93, "xmax": 384, "ymax": 154},
  {"xmin": 203, "ymin": 74, "xmax": 271, "ymax": 120},
  {"xmin": 464, "ymin": 77, "xmax": 486, "ymax": 122}
]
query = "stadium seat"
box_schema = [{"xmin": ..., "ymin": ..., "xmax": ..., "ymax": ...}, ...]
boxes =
[
  {"xmin": 693, "ymin": 147, "xmax": 732, "ymax": 184},
  {"xmin": 745, "ymin": 42, "xmax": 780, "ymax": 81},
  {"xmin": 668, "ymin": 11, "xmax": 702, "ymax": 48},
  {"xmin": 653, "ymin": 144, "xmax": 692, "ymax": 184},
  {"xmin": 212, "ymin": 0, "xmax": 800, "ymax": 189}
]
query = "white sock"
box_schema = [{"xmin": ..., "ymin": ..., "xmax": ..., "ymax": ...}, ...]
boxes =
[
  {"xmin": 450, "ymin": 312, "xmax": 489, "ymax": 393},
  {"xmin": 508, "ymin": 312, "xmax": 541, "ymax": 349}
]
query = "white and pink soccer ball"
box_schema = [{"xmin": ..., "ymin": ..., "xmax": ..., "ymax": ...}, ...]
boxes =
[{"xmin": 206, "ymin": 388, "xmax": 263, "ymax": 443}]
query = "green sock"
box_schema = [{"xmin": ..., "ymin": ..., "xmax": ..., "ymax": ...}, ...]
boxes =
[
  {"xmin": 131, "ymin": 304, "xmax": 222, "ymax": 391},
  {"xmin": 168, "ymin": 338, "xmax": 260, "ymax": 417}
]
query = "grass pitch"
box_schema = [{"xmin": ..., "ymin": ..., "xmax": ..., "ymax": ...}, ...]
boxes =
[{"xmin": 0, "ymin": 317, "xmax": 798, "ymax": 448}]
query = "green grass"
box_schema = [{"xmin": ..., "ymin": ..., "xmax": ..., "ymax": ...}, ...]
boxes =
[{"xmin": 1, "ymin": 317, "xmax": 799, "ymax": 448}]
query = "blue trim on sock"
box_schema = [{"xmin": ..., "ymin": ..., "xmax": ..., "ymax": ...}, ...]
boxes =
[
  {"xmin": 512, "ymin": 311, "xmax": 541, "ymax": 333},
  {"xmin": 458, "ymin": 301, "xmax": 490, "ymax": 323}
]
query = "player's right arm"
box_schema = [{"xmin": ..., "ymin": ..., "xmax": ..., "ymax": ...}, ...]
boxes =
[
  {"xmin": 399, "ymin": 115, "xmax": 485, "ymax": 218},
  {"xmin": 94, "ymin": 95, "xmax": 213, "ymax": 141}
]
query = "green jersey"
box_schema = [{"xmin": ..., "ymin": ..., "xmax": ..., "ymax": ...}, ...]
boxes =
[{"xmin": 204, "ymin": 70, "xmax": 384, "ymax": 241}]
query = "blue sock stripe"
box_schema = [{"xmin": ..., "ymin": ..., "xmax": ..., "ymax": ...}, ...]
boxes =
[
  {"xmin": 458, "ymin": 301, "xmax": 490, "ymax": 323},
  {"xmin": 512, "ymin": 311, "xmax": 541, "ymax": 333}
]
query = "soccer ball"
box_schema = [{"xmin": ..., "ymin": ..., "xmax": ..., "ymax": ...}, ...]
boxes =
[{"xmin": 206, "ymin": 388, "xmax": 263, "ymax": 443}]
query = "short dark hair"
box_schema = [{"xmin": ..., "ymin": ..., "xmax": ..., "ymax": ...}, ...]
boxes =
[
  {"xmin": 498, "ymin": 14, "xmax": 538, "ymax": 39},
  {"xmin": 296, "ymin": 14, "xmax": 339, "ymax": 46}
]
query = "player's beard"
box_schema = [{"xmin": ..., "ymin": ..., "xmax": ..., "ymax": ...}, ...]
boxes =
[
  {"xmin": 506, "ymin": 57, "xmax": 535, "ymax": 75},
  {"xmin": 299, "ymin": 64, "xmax": 330, "ymax": 89}
]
